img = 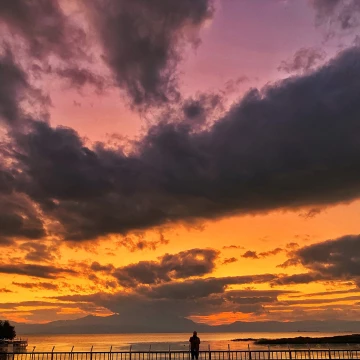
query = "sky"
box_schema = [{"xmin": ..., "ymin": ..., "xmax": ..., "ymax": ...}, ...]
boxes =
[{"xmin": 1, "ymin": 0, "xmax": 360, "ymax": 326}]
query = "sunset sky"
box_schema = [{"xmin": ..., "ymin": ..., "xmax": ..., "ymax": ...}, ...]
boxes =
[{"xmin": 1, "ymin": 0, "xmax": 360, "ymax": 326}]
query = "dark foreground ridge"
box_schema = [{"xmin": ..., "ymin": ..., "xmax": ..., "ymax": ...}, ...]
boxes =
[{"xmin": 232, "ymin": 334, "xmax": 360, "ymax": 344}]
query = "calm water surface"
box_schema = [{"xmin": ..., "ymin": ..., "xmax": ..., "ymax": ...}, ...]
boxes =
[{"xmin": 22, "ymin": 332, "xmax": 360, "ymax": 352}]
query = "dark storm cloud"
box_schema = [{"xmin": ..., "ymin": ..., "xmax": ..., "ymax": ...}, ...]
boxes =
[
  {"xmin": 12, "ymin": 281, "xmax": 59, "ymax": 290},
  {"xmin": 224, "ymin": 289, "xmax": 280, "ymax": 304},
  {"xmin": 0, "ymin": 263, "xmax": 77, "ymax": 279},
  {"xmin": 84, "ymin": 0, "xmax": 214, "ymax": 109},
  {"xmin": 0, "ymin": 193, "xmax": 46, "ymax": 243},
  {"xmin": 56, "ymin": 281, "xmax": 283, "ymax": 319},
  {"xmin": 12, "ymin": 120, "xmax": 114, "ymax": 207},
  {"xmin": 0, "ymin": 0, "xmax": 85, "ymax": 60},
  {"xmin": 123, "ymin": 274, "xmax": 279, "ymax": 299},
  {"xmin": 19, "ymin": 241, "xmax": 59, "ymax": 262},
  {"xmin": 271, "ymin": 272, "xmax": 327, "ymax": 286},
  {"xmin": 0, "ymin": 167, "xmax": 15, "ymax": 196},
  {"xmin": 180, "ymin": 92, "xmax": 223, "ymax": 129},
  {"xmin": 138, "ymin": 278, "xmax": 227, "ymax": 300},
  {"xmin": 278, "ymin": 47, "xmax": 326, "ymax": 73},
  {"xmin": 311, "ymin": 0, "xmax": 360, "ymax": 31},
  {"xmin": 282, "ymin": 234, "xmax": 360, "ymax": 280},
  {"xmin": 5, "ymin": 47, "xmax": 360, "ymax": 240},
  {"xmin": 55, "ymin": 66, "xmax": 107, "ymax": 93},
  {"xmin": 113, "ymin": 248, "xmax": 219, "ymax": 287},
  {"xmin": 0, "ymin": 301, "xmax": 63, "ymax": 309},
  {"xmin": 289, "ymin": 288, "xmax": 360, "ymax": 298},
  {"xmin": 280, "ymin": 295, "xmax": 360, "ymax": 305},
  {"xmin": 274, "ymin": 234, "xmax": 360, "ymax": 286},
  {"xmin": 0, "ymin": 50, "xmax": 28, "ymax": 126}
]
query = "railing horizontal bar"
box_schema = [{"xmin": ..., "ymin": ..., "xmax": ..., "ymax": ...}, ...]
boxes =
[{"xmin": 1, "ymin": 350, "xmax": 360, "ymax": 355}]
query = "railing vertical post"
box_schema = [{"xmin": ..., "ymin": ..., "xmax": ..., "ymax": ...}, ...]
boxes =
[
  {"xmin": 50, "ymin": 346, "xmax": 54, "ymax": 360},
  {"xmin": 248, "ymin": 344, "xmax": 251, "ymax": 360},
  {"xmin": 328, "ymin": 348, "xmax": 331, "ymax": 360},
  {"xmin": 288, "ymin": 347, "xmax": 292, "ymax": 360},
  {"xmin": 90, "ymin": 346, "xmax": 93, "ymax": 360},
  {"xmin": 208, "ymin": 345, "xmax": 211, "ymax": 360},
  {"xmin": 228, "ymin": 344, "xmax": 231, "ymax": 360},
  {"xmin": 129, "ymin": 345, "xmax": 132, "ymax": 360},
  {"xmin": 268, "ymin": 346, "xmax": 270, "ymax": 360},
  {"xmin": 169, "ymin": 345, "xmax": 171, "ymax": 360}
]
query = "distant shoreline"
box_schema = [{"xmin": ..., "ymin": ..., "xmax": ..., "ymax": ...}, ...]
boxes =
[{"xmin": 231, "ymin": 334, "xmax": 360, "ymax": 344}]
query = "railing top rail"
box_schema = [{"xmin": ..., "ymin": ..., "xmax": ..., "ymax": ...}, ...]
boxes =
[{"xmin": 2, "ymin": 349, "xmax": 359, "ymax": 355}]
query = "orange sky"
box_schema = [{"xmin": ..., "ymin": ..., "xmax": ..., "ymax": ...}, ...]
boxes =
[{"xmin": 1, "ymin": 0, "xmax": 360, "ymax": 327}]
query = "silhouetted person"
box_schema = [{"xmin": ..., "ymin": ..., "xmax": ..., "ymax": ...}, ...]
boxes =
[{"xmin": 189, "ymin": 331, "xmax": 200, "ymax": 360}]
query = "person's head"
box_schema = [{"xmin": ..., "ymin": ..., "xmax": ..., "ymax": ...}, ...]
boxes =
[{"xmin": 193, "ymin": 331, "xmax": 197, "ymax": 336}]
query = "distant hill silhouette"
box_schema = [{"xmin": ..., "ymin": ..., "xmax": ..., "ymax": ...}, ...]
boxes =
[{"xmin": 11, "ymin": 315, "xmax": 360, "ymax": 335}]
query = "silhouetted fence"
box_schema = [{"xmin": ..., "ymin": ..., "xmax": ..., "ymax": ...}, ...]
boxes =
[{"xmin": 2, "ymin": 349, "xmax": 360, "ymax": 360}]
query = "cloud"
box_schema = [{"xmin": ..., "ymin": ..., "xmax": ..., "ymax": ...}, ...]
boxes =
[
  {"xmin": 0, "ymin": 193, "xmax": 46, "ymax": 243},
  {"xmin": 310, "ymin": 0, "xmax": 360, "ymax": 32},
  {"xmin": 19, "ymin": 241, "xmax": 59, "ymax": 262},
  {"xmin": 113, "ymin": 248, "xmax": 219, "ymax": 287},
  {"xmin": 0, "ymin": 0, "xmax": 85, "ymax": 60},
  {"xmin": 137, "ymin": 278, "xmax": 227, "ymax": 300},
  {"xmin": 56, "ymin": 279, "xmax": 283, "ymax": 320},
  {"xmin": 290, "ymin": 234, "xmax": 360, "ymax": 277},
  {"xmin": 222, "ymin": 257, "xmax": 238, "ymax": 265},
  {"xmin": 278, "ymin": 47, "xmax": 326, "ymax": 73},
  {"xmin": 55, "ymin": 66, "xmax": 108, "ymax": 93},
  {"xmin": 242, "ymin": 248, "xmax": 284, "ymax": 260},
  {"xmin": 298, "ymin": 207, "xmax": 323, "ymax": 219},
  {"xmin": 242, "ymin": 251, "xmax": 259, "ymax": 259},
  {"xmin": 222, "ymin": 245, "xmax": 244, "ymax": 250},
  {"xmin": 0, "ymin": 288, "xmax": 11, "ymax": 293},
  {"xmin": 272, "ymin": 272, "xmax": 327, "ymax": 286},
  {"xmin": 224, "ymin": 289, "xmax": 280, "ymax": 304},
  {"xmin": 0, "ymin": 263, "xmax": 77, "ymax": 279},
  {"xmin": 12, "ymin": 281, "xmax": 59, "ymax": 291},
  {"xmin": 83, "ymin": 0, "xmax": 214, "ymax": 109},
  {"xmin": 116, "ymin": 233, "xmax": 169, "ymax": 252},
  {"xmin": 286, "ymin": 242, "xmax": 299, "ymax": 250},
  {"xmin": 3, "ymin": 47, "xmax": 360, "ymax": 240},
  {"xmin": 287, "ymin": 295, "xmax": 360, "ymax": 306},
  {"xmin": 259, "ymin": 248, "xmax": 283, "ymax": 258},
  {"xmin": 0, "ymin": 50, "xmax": 28, "ymax": 126},
  {"xmin": 90, "ymin": 262, "xmax": 114, "ymax": 272},
  {"xmin": 275, "ymin": 234, "xmax": 360, "ymax": 286},
  {"xmin": 0, "ymin": 301, "xmax": 64, "ymax": 309},
  {"xmin": 289, "ymin": 288, "xmax": 360, "ymax": 298}
]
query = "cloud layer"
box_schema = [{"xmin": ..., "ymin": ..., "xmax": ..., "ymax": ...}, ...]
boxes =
[{"xmin": 2, "ymin": 47, "xmax": 360, "ymax": 241}]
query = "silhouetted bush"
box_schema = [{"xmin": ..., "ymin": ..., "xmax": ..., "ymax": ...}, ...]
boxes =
[{"xmin": 0, "ymin": 321, "xmax": 16, "ymax": 340}]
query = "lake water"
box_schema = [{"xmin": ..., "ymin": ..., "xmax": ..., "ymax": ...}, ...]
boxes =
[{"xmin": 22, "ymin": 332, "xmax": 360, "ymax": 352}]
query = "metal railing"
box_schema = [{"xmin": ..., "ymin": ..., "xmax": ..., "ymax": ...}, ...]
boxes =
[{"xmin": 2, "ymin": 349, "xmax": 360, "ymax": 360}]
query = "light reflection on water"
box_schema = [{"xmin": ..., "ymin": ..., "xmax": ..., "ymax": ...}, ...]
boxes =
[{"xmin": 23, "ymin": 332, "xmax": 360, "ymax": 352}]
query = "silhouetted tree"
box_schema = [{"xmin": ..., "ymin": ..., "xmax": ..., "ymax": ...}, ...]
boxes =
[{"xmin": 0, "ymin": 320, "xmax": 16, "ymax": 340}]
